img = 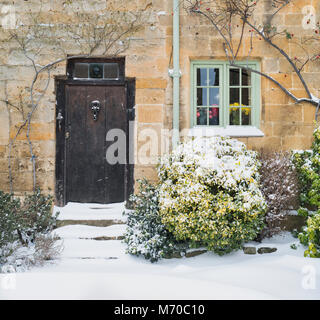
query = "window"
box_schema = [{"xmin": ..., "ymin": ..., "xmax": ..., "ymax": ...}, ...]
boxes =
[
  {"xmin": 191, "ymin": 61, "xmax": 260, "ymax": 129},
  {"xmin": 73, "ymin": 62, "xmax": 120, "ymax": 80}
]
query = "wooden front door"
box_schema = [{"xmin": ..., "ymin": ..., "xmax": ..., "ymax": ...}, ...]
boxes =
[{"xmin": 65, "ymin": 84, "xmax": 126, "ymax": 204}]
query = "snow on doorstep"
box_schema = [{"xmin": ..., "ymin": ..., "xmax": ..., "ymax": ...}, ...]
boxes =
[{"xmin": 54, "ymin": 202, "xmax": 128, "ymax": 221}]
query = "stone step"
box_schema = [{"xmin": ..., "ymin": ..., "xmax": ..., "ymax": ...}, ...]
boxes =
[
  {"xmin": 54, "ymin": 224, "xmax": 126, "ymax": 240},
  {"xmin": 54, "ymin": 202, "xmax": 129, "ymax": 228},
  {"xmin": 56, "ymin": 219, "xmax": 126, "ymax": 228}
]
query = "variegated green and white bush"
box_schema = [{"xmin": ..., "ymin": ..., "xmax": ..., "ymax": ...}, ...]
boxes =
[{"xmin": 157, "ymin": 136, "xmax": 267, "ymax": 255}]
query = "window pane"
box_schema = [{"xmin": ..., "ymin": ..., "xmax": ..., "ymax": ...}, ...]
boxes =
[
  {"xmin": 230, "ymin": 88, "xmax": 240, "ymax": 105},
  {"xmin": 197, "ymin": 68, "xmax": 207, "ymax": 86},
  {"xmin": 197, "ymin": 88, "xmax": 207, "ymax": 106},
  {"xmin": 74, "ymin": 63, "xmax": 88, "ymax": 78},
  {"xmin": 242, "ymin": 88, "xmax": 251, "ymax": 106},
  {"xmin": 229, "ymin": 107, "xmax": 240, "ymax": 125},
  {"xmin": 242, "ymin": 69, "xmax": 251, "ymax": 86},
  {"xmin": 89, "ymin": 63, "xmax": 103, "ymax": 78},
  {"xmin": 209, "ymin": 107, "xmax": 219, "ymax": 126},
  {"xmin": 229, "ymin": 68, "xmax": 240, "ymax": 86},
  {"xmin": 104, "ymin": 63, "xmax": 119, "ymax": 79},
  {"xmin": 241, "ymin": 108, "xmax": 251, "ymax": 125},
  {"xmin": 197, "ymin": 108, "xmax": 207, "ymax": 125},
  {"xmin": 209, "ymin": 88, "xmax": 219, "ymax": 106},
  {"xmin": 209, "ymin": 68, "xmax": 219, "ymax": 86}
]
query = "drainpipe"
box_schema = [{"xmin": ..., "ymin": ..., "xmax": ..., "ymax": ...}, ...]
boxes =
[{"xmin": 169, "ymin": 0, "xmax": 181, "ymax": 149}]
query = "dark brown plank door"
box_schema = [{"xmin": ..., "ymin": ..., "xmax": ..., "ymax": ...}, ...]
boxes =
[
  {"xmin": 65, "ymin": 85, "xmax": 107, "ymax": 203},
  {"xmin": 105, "ymin": 86, "xmax": 126, "ymax": 203}
]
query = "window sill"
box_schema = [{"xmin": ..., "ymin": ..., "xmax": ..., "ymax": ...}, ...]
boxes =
[{"xmin": 188, "ymin": 126, "xmax": 265, "ymax": 137}]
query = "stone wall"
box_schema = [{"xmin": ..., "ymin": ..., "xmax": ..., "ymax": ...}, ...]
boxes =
[{"xmin": 0, "ymin": 0, "xmax": 319, "ymax": 197}]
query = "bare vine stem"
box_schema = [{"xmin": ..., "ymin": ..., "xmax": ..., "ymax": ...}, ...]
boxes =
[{"xmin": 185, "ymin": 0, "xmax": 319, "ymax": 108}]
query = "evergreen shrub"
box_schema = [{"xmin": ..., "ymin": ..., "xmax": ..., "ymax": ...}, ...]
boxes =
[
  {"xmin": 293, "ymin": 126, "xmax": 320, "ymax": 257},
  {"xmin": 123, "ymin": 180, "xmax": 186, "ymax": 262},
  {"xmin": 0, "ymin": 189, "xmax": 59, "ymax": 248},
  {"xmin": 158, "ymin": 136, "xmax": 267, "ymax": 255}
]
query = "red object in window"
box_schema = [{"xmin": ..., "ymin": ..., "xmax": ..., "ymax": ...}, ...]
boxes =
[
  {"xmin": 197, "ymin": 112, "xmax": 200, "ymax": 117},
  {"xmin": 211, "ymin": 108, "xmax": 218, "ymax": 117}
]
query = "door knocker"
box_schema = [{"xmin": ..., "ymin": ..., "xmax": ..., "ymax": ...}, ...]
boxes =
[{"xmin": 90, "ymin": 100, "xmax": 101, "ymax": 121}]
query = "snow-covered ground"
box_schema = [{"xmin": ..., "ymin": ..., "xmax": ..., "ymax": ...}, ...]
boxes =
[{"xmin": 0, "ymin": 203, "xmax": 319, "ymax": 300}]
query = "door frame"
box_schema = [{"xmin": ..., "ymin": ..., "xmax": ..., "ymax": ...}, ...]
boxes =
[{"xmin": 54, "ymin": 58, "xmax": 135, "ymax": 207}]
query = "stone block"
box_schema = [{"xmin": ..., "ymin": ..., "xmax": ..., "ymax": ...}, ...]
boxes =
[
  {"xmin": 137, "ymin": 104, "xmax": 163, "ymax": 123},
  {"xmin": 247, "ymin": 136, "xmax": 282, "ymax": 152},
  {"xmin": 136, "ymin": 88, "xmax": 165, "ymax": 104},
  {"xmin": 243, "ymin": 247, "xmax": 256, "ymax": 255},
  {"xmin": 0, "ymin": 104, "xmax": 9, "ymax": 142},
  {"xmin": 136, "ymin": 78, "xmax": 167, "ymax": 89},
  {"xmin": 0, "ymin": 145, "xmax": 7, "ymax": 158},
  {"xmin": 37, "ymin": 141, "xmax": 56, "ymax": 158},
  {"xmin": 257, "ymin": 247, "xmax": 277, "ymax": 254},
  {"xmin": 281, "ymin": 135, "xmax": 312, "ymax": 150},
  {"xmin": 134, "ymin": 165, "xmax": 158, "ymax": 182},
  {"xmin": 185, "ymin": 249, "xmax": 207, "ymax": 258},
  {"xmin": 264, "ymin": 88, "xmax": 291, "ymax": 106},
  {"xmin": 265, "ymin": 104, "xmax": 303, "ymax": 122},
  {"xmin": 10, "ymin": 122, "xmax": 54, "ymax": 141},
  {"xmin": 0, "ymin": 173, "xmax": 10, "ymax": 192},
  {"xmin": 303, "ymin": 104, "xmax": 316, "ymax": 124},
  {"xmin": 285, "ymin": 14, "xmax": 304, "ymax": 25},
  {"xmin": 272, "ymin": 123, "xmax": 304, "ymax": 137},
  {"xmin": 263, "ymin": 58, "xmax": 280, "ymax": 73},
  {"xmin": 135, "ymin": 123, "xmax": 163, "ymax": 163},
  {"xmin": 265, "ymin": 73, "xmax": 293, "ymax": 90},
  {"xmin": 37, "ymin": 171, "xmax": 55, "ymax": 191},
  {"xmin": 260, "ymin": 121, "xmax": 273, "ymax": 137}
]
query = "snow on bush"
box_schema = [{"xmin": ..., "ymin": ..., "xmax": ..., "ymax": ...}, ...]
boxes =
[
  {"xmin": 0, "ymin": 189, "xmax": 61, "ymax": 272},
  {"xmin": 0, "ymin": 191, "xmax": 21, "ymax": 248},
  {"xmin": 157, "ymin": 136, "xmax": 267, "ymax": 255},
  {"xmin": 123, "ymin": 180, "xmax": 187, "ymax": 262},
  {"xmin": 298, "ymin": 213, "xmax": 320, "ymax": 258},
  {"xmin": 292, "ymin": 126, "xmax": 320, "ymax": 258},
  {"xmin": 292, "ymin": 126, "xmax": 320, "ymax": 211},
  {"xmin": 18, "ymin": 189, "xmax": 59, "ymax": 245}
]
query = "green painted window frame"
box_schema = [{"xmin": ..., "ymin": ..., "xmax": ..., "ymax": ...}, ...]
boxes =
[{"xmin": 190, "ymin": 60, "xmax": 261, "ymax": 128}]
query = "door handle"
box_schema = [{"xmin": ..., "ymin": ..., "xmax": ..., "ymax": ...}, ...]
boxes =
[{"xmin": 56, "ymin": 111, "xmax": 63, "ymax": 131}]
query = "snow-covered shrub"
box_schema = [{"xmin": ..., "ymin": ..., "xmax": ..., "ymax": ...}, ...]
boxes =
[
  {"xmin": 292, "ymin": 126, "xmax": 320, "ymax": 258},
  {"xmin": 18, "ymin": 189, "xmax": 59, "ymax": 245},
  {"xmin": 259, "ymin": 151, "xmax": 299, "ymax": 238},
  {"xmin": 158, "ymin": 136, "xmax": 267, "ymax": 255},
  {"xmin": 0, "ymin": 189, "xmax": 60, "ymax": 271},
  {"xmin": 298, "ymin": 213, "xmax": 320, "ymax": 258},
  {"xmin": 1, "ymin": 234, "xmax": 63, "ymax": 272},
  {"xmin": 33, "ymin": 234, "xmax": 63, "ymax": 263},
  {"xmin": 0, "ymin": 191, "xmax": 21, "ymax": 248},
  {"xmin": 292, "ymin": 126, "xmax": 320, "ymax": 211},
  {"xmin": 123, "ymin": 180, "xmax": 186, "ymax": 262}
]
